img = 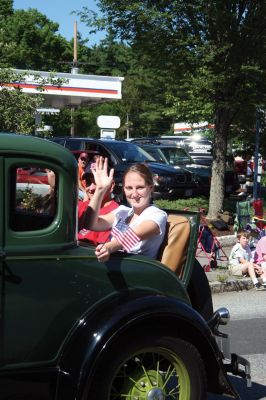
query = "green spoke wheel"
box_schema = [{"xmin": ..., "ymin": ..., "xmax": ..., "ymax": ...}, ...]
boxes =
[
  {"xmin": 88, "ymin": 336, "xmax": 206, "ymax": 400},
  {"xmin": 111, "ymin": 347, "xmax": 190, "ymax": 399}
]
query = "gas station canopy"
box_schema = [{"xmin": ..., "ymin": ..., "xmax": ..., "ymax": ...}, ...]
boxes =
[{"xmin": 10, "ymin": 69, "xmax": 124, "ymax": 108}]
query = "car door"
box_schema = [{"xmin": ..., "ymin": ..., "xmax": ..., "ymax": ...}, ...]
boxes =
[{"xmin": 1, "ymin": 158, "xmax": 60, "ymax": 369}]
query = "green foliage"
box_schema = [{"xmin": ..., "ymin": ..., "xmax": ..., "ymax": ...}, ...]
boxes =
[
  {"xmin": 154, "ymin": 197, "xmax": 208, "ymax": 211},
  {"xmin": 19, "ymin": 187, "xmax": 42, "ymax": 211},
  {"xmin": 79, "ymin": 1, "xmax": 266, "ymax": 219},
  {"xmin": 216, "ymin": 272, "xmax": 229, "ymax": 284},
  {"xmin": 261, "ymin": 175, "xmax": 266, "ymax": 187},
  {"xmin": 0, "ymin": 8, "xmax": 73, "ymax": 70},
  {"xmin": 0, "ymin": 69, "xmax": 42, "ymax": 133},
  {"xmin": 85, "ymin": 1, "xmax": 265, "ymax": 131},
  {"xmin": 80, "ymin": 36, "xmax": 173, "ymax": 137},
  {"xmin": 154, "ymin": 195, "xmax": 256, "ymax": 216},
  {"xmin": 0, "ymin": 69, "xmax": 67, "ymax": 134},
  {"xmin": 0, "ymin": 0, "xmax": 13, "ymax": 19}
]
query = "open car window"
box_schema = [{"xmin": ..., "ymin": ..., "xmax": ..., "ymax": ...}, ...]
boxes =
[{"xmin": 10, "ymin": 165, "xmax": 57, "ymax": 232}]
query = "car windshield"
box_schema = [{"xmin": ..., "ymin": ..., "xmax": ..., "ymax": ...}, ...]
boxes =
[
  {"xmin": 183, "ymin": 139, "xmax": 212, "ymax": 156},
  {"xmin": 160, "ymin": 147, "xmax": 194, "ymax": 165},
  {"xmin": 142, "ymin": 147, "xmax": 167, "ymax": 163},
  {"xmin": 107, "ymin": 142, "xmax": 156, "ymax": 162}
]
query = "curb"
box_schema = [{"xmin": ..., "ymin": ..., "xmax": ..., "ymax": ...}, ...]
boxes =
[{"xmin": 209, "ymin": 277, "xmax": 254, "ymax": 294}]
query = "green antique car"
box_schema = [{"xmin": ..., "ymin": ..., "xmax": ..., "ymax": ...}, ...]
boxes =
[{"xmin": 0, "ymin": 133, "xmax": 250, "ymax": 400}]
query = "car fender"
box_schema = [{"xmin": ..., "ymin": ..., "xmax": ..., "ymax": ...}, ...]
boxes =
[{"xmin": 56, "ymin": 292, "xmax": 232, "ymax": 399}]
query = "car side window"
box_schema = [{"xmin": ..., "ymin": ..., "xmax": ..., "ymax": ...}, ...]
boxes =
[
  {"xmin": 65, "ymin": 139, "xmax": 82, "ymax": 150},
  {"xmin": 84, "ymin": 143, "xmax": 115, "ymax": 167},
  {"xmin": 10, "ymin": 165, "xmax": 57, "ymax": 231}
]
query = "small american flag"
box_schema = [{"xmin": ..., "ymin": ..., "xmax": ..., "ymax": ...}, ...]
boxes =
[{"xmin": 111, "ymin": 219, "xmax": 140, "ymax": 252}]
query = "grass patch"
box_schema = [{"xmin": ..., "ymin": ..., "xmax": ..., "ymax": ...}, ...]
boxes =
[
  {"xmin": 216, "ymin": 272, "xmax": 229, "ymax": 283},
  {"xmin": 154, "ymin": 188, "xmax": 266, "ymax": 215},
  {"xmin": 154, "ymin": 197, "xmax": 209, "ymax": 211}
]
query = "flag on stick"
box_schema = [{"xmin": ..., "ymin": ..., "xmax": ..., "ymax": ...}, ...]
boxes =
[{"xmin": 111, "ymin": 219, "xmax": 140, "ymax": 252}]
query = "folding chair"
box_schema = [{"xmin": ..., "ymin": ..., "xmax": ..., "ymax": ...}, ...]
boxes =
[
  {"xmin": 233, "ymin": 199, "xmax": 266, "ymax": 234},
  {"xmin": 233, "ymin": 200, "xmax": 254, "ymax": 234},
  {"xmin": 196, "ymin": 225, "xmax": 228, "ymax": 271}
]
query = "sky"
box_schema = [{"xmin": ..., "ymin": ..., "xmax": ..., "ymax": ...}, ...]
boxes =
[{"xmin": 13, "ymin": 0, "xmax": 106, "ymax": 45}]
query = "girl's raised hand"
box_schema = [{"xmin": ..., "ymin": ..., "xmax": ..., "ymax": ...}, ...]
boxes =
[{"xmin": 90, "ymin": 157, "xmax": 114, "ymax": 191}]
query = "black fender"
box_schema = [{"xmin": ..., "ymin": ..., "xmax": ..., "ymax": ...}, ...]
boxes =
[
  {"xmin": 56, "ymin": 290, "xmax": 236, "ymax": 399},
  {"xmin": 187, "ymin": 258, "xmax": 214, "ymax": 320}
]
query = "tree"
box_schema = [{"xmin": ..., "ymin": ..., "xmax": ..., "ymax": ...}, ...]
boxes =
[
  {"xmin": 0, "ymin": 8, "xmax": 73, "ymax": 71},
  {"xmin": 0, "ymin": 0, "xmax": 13, "ymax": 19},
  {"xmin": 0, "ymin": 69, "xmax": 66, "ymax": 134},
  {"xmin": 0, "ymin": 3, "xmax": 94, "ymax": 136},
  {"xmin": 0, "ymin": 69, "xmax": 43, "ymax": 133},
  {"xmin": 76, "ymin": 34, "xmax": 174, "ymax": 137},
  {"xmin": 79, "ymin": 1, "xmax": 266, "ymax": 218}
]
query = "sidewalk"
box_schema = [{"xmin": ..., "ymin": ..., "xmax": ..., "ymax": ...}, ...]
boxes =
[{"xmin": 196, "ymin": 234, "xmax": 260, "ymax": 294}]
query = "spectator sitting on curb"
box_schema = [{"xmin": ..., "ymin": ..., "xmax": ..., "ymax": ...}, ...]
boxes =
[
  {"xmin": 228, "ymin": 231, "xmax": 266, "ymax": 291},
  {"xmin": 253, "ymin": 235, "xmax": 266, "ymax": 287}
]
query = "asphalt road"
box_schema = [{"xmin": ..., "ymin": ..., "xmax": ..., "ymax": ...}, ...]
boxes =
[{"xmin": 209, "ymin": 290, "xmax": 266, "ymax": 399}]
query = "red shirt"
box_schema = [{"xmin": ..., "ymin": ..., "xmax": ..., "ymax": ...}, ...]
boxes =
[
  {"xmin": 78, "ymin": 199, "xmax": 119, "ymax": 245},
  {"xmin": 78, "ymin": 165, "xmax": 87, "ymax": 189}
]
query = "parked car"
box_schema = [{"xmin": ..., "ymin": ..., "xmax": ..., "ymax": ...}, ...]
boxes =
[
  {"xmin": 133, "ymin": 136, "xmax": 214, "ymax": 166},
  {"xmin": 0, "ymin": 132, "xmax": 250, "ymax": 399},
  {"xmin": 161, "ymin": 136, "xmax": 214, "ymax": 166},
  {"xmin": 16, "ymin": 167, "xmax": 51, "ymax": 198},
  {"xmin": 50, "ymin": 137, "xmax": 199, "ymax": 200},
  {"xmin": 132, "ymin": 140, "xmax": 239, "ymax": 196},
  {"xmin": 131, "ymin": 135, "xmax": 213, "ymax": 167}
]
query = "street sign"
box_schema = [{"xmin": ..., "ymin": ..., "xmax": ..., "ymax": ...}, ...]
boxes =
[
  {"xmin": 97, "ymin": 115, "xmax": 121, "ymax": 129},
  {"xmin": 100, "ymin": 129, "xmax": 116, "ymax": 139}
]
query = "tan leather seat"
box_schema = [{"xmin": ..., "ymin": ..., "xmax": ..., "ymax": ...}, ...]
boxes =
[{"xmin": 158, "ymin": 214, "xmax": 190, "ymax": 277}]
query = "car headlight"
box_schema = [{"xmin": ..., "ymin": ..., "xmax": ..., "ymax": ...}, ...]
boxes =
[
  {"xmin": 153, "ymin": 174, "xmax": 172, "ymax": 186},
  {"xmin": 191, "ymin": 172, "xmax": 200, "ymax": 183}
]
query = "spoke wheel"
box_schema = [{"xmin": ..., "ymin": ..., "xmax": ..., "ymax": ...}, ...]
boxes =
[
  {"xmin": 111, "ymin": 347, "xmax": 190, "ymax": 399},
  {"xmin": 89, "ymin": 336, "xmax": 206, "ymax": 400}
]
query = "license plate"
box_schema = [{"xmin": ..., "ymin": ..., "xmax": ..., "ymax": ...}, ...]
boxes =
[
  {"xmin": 185, "ymin": 189, "xmax": 193, "ymax": 196},
  {"xmin": 225, "ymin": 185, "xmax": 232, "ymax": 192}
]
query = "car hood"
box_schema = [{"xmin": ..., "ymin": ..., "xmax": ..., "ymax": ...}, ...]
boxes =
[{"xmin": 174, "ymin": 163, "xmax": 210, "ymax": 177}]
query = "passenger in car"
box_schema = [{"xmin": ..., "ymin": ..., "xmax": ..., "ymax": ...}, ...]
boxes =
[
  {"xmin": 88, "ymin": 152, "xmax": 101, "ymax": 170},
  {"xmin": 78, "ymin": 165, "xmax": 119, "ymax": 245},
  {"xmin": 78, "ymin": 152, "xmax": 89, "ymax": 193},
  {"xmin": 86, "ymin": 157, "xmax": 167, "ymax": 262},
  {"xmin": 41, "ymin": 169, "xmax": 56, "ymax": 215}
]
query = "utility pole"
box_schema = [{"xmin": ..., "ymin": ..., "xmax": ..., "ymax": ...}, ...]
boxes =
[
  {"xmin": 70, "ymin": 21, "xmax": 79, "ymax": 137},
  {"xmin": 126, "ymin": 113, "xmax": 130, "ymax": 140},
  {"xmin": 253, "ymin": 110, "xmax": 261, "ymax": 200},
  {"xmin": 73, "ymin": 21, "xmax": 78, "ymax": 71}
]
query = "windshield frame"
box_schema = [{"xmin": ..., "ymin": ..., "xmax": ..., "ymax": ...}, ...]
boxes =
[{"xmin": 159, "ymin": 146, "xmax": 195, "ymax": 165}]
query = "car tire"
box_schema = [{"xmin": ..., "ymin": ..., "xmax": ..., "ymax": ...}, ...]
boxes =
[
  {"xmin": 87, "ymin": 335, "xmax": 207, "ymax": 400},
  {"xmin": 187, "ymin": 259, "xmax": 214, "ymax": 321}
]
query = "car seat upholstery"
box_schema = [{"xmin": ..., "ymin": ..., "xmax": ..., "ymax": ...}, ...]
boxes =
[{"xmin": 158, "ymin": 214, "xmax": 190, "ymax": 277}]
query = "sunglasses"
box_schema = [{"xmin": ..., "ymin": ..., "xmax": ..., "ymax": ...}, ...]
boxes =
[
  {"xmin": 79, "ymin": 157, "xmax": 88, "ymax": 161},
  {"xmin": 85, "ymin": 176, "xmax": 95, "ymax": 186}
]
